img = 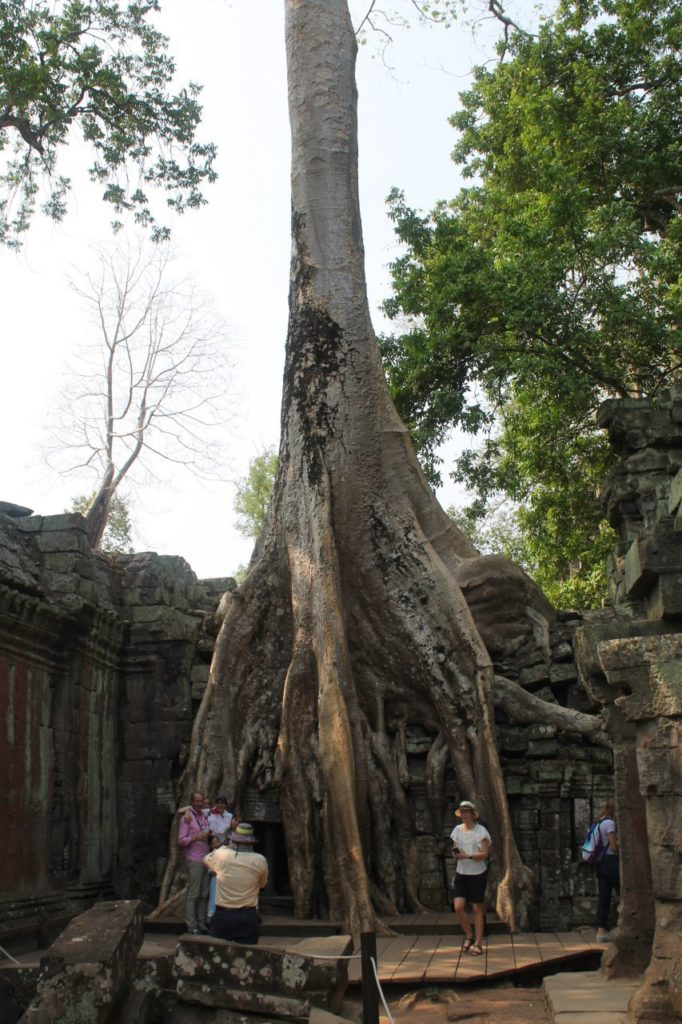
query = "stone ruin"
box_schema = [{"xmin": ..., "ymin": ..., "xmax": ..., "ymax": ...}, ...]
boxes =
[
  {"xmin": 0, "ymin": 386, "xmax": 681, "ymax": 1021},
  {"xmin": 1, "ymin": 898, "xmax": 353, "ymax": 1022}
]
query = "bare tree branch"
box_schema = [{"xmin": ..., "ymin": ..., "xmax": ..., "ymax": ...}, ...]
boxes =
[{"xmin": 44, "ymin": 238, "xmax": 235, "ymax": 548}]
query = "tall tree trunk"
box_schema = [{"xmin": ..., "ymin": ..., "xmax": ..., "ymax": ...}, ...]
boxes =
[
  {"xmin": 180, "ymin": 0, "xmax": 596, "ymax": 934},
  {"xmin": 84, "ymin": 463, "xmax": 115, "ymax": 549}
]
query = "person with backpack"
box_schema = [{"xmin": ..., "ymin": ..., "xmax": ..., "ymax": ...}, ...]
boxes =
[
  {"xmin": 450, "ymin": 800, "xmax": 491, "ymax": 957},
  {"xmin": 591, "ymin": 800, "xmax": 620, "ymax": 942}
]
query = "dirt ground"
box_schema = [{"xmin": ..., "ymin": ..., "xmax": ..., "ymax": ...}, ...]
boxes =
[{"xmin": 339, "ymin": 981, "xmax": 550, "ymax": 1024}]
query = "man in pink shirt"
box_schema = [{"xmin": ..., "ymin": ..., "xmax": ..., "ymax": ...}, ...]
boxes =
[{"xmin": 178, "ymin": 791, "xmax": 211, "ymax": 934}]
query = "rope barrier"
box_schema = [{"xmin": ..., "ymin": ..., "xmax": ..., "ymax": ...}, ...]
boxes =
[{"xmin": 370, "ymin": 954, "xmax": 394, "ymax": 1023}]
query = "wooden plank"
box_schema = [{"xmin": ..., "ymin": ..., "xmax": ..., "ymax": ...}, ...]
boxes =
[
  {"xmin": 555, "ymin": 931, "xmax": 594, "ymax": 955},
  {"xmin": 391, "ymin": 935, "xmax": 440, "ymax": 984},
  {"xmin": 376, "ymin": 936, "xmax": 416, "ymax": 982},
  {"xmin": 425, "ymin": 937, "xmax": 466, "ymax": 982},
  {"xmin": 348, "ymin": 936, "xmax": 392, "ymax": 984},
  {"xmin": 535, "ymin": 932, "xmax": 566, "ymax": 962},
  {"xmin": 483, "ymin": 932, "xmax": 515, "ymax": 978},
  {"xmin": 511, "ymin": 932, "xmax": 541, "ymax": 971},
  {"xmin": 453, "ymin": 939, "xmax": 486, "ymax": 983}
]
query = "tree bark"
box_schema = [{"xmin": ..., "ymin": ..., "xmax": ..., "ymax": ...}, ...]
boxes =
[
  {"xmin": 84, "ymin": 464, "xmax": 115, "ymax": 550},
  {"xmin": 178, "ymin": 0, "xmax": 598, "ymax": 935}
]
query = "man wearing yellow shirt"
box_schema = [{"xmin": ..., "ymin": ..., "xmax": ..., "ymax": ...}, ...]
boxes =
[{"xmin": 204, "ymin": 822, "xmax": 268, "ymax": 944}]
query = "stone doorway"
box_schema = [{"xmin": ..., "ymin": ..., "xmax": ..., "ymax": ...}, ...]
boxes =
[{"xmin": 251, "ymin": 821, "xmax": 292, "ymax": 913}]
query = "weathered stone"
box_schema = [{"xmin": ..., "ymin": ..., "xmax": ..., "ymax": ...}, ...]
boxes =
[
  {"xmin": 518, "ymin": 663, "xmax": 550, "ymax": 687},
  {"xmin": 162, "ymin": 998, "xmax": 353, "ymax": 1024},
  {"xmin": 20, "ymin": 901, "xmax": 143, "ymax": 1023},
  {"xmin": 646, "ymin": 574, "xmax": 682, "ymax": 619},
  {"xmin": 551, "ymin": 640, "xmax": 573, "ymax": 662},
  {"xmin": 0, "ymin": 502, "xmax": 34, "ymax": 518},
  {"xmin": 549, "ymin": 662, "xmax": 577, "ymax": 684},
  {"xmin": 35, "ymin": 527, "xmax": 91, "ymax": 555},
  {"xmin": 191, "ymin": 663, "xmax": 210, "ymax": 700},
  {"xmin": 174, "ymin": 935, "xmax": 352, "ymax": 1020},
  {"xmin": 599, "ymin": 634, "xmax": 682, "ymax": 720},
  {"xmin": 668, "ymin": 467, "xmax": 682, "ymax": 515}
]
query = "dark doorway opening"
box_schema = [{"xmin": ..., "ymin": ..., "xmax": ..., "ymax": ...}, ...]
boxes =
[{"xmin": 252, "ymin": 821, "xmax": 292, "ymax": 913}]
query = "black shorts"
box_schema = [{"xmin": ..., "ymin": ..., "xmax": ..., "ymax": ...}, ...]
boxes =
[{"xmin": 453, "ymin": 870, "xmax": 488, "ymax": 904}]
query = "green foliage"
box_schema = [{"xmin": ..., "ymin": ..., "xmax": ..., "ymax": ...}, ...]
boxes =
[
  {"xmin": 232, "ymin": 563, "xmax": 248, "ymax": 586},
  {"xmin": 233, "ymin": 447, "xmax": 278, "ymax": 540},
  {"xmin": 0, "ymin": 1, "xmax": 216, "ymax": 246},
  {"xmin": 382, "ymin": 0, "xmax": 681, "ymax": 604},
  {"xmin": 69, "ymin": 491, "xmax": 133, "ymax": 553}
]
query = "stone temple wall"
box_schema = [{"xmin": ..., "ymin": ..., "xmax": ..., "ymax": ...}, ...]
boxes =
[
  {"xmin": 0, "ymin": 500, "xmax": 620, "ymax": 937},
  {"xmin": 574, "ymin": 387, "xmax": 682, "ymax": 1021},
  {"xmin": 0, "ymin": 503, "xmax": 230, "ymax": 941}
]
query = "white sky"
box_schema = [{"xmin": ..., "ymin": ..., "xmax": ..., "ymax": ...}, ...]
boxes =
[{"xmin": 0, "ymin": 0, "xmax": 520, "ymax": 579}]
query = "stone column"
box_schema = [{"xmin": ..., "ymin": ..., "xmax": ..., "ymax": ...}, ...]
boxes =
[
  {"xmin": 576, "ymin": 622, "xmax": 655, "ymax": 976},
  {"xmin": 598, "ymin": 634, "xmax": 682, "ymax": 1023}
]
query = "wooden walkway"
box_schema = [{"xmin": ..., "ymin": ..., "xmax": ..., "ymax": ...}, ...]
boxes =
[
  {"xmin": 144, "ymin": 911, "xmax": 603, "ymax": 986},
  {"xmin": 344, "ymin": 930, "xmax": 602, "ymax": 985}
]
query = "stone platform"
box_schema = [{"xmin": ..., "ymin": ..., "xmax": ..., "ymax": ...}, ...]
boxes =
[{"xmin": 543, "ymin": 969, "xmax": 640, "ymax": 1024}]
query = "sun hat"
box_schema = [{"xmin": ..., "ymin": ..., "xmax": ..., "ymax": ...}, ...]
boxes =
[
  {"xmin": 229, "ymin": 822, "xmax": 258, "ymax": 846},
  {"xmin": 455, "ymin": 800, "xmax": 479, "ymax": 819}
]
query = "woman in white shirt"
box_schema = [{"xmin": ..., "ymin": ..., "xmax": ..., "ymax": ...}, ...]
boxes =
[{"xmin": 450, "ymin": 800, "xmax": 491, "ymax": 956}]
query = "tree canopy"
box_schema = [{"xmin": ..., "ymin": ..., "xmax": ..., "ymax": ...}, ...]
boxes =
[
  {"xmin": 0, "ymin": 0, "xmax": 216, "ymax": 246},
  {"xmin": 381, "ymin": 0, "xmax": 681, "ymax": 605},
  {"xmin": 233, "ymin": 447, "xmax": 278, "ymax": 540},
  {"xmin": 69, "ymin": 491, "xmax": 133, "ymax": 553}
]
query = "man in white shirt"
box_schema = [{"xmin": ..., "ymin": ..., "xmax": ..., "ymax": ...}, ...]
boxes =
[{"xmin": 204, "ymin": 822, "xmax": 268, "ymax": 944}]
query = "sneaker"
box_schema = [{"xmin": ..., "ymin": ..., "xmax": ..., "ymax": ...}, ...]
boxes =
[
  {"xmin": 595, "ymin": 932, "xmax": 611, "ymax": 943},
  {"xmin": 191, "ymin": 927, "xmax": 201, "ymax": 935},
  {"xmin": 199, "ymin": 927, "xmax": 210, "ymax": 935}
]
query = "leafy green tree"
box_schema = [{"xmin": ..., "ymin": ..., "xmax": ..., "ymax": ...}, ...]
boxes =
[
  {"xmin": 69, "ymin": 491, "xmax": 133, "ymax": 553},
  {"xmin": 233, "ymin": 447, "xmax": 278, "ymax": 540},
  {"xmin": 0, "ymin": 0, "xmax": 216, "ymax": 247},
  {"xmin": 382, "ymin": 0, "xmax": 681, "ymax": 601}
]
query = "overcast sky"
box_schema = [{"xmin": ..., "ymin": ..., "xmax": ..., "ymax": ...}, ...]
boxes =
[{"xmin": 0, "ymin": 0, "xmax": 524, "ymax": 578}]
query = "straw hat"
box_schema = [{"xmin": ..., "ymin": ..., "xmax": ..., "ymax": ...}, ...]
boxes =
[{"xmin": 229, "ymin": 822, "xmax": 258, "ymax": 846}]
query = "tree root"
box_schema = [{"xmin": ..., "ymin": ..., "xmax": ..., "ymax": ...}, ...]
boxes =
[{"xmin": 493, "ymin": 674, "xmax": 609, "ymax": 746}]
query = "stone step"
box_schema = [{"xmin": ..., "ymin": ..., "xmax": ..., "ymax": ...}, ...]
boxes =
[
  {"xmin": 145, "ymin": 909, "xmax": 507, "ymax": 938},
  {"xmin": 543, "ymin": 969, "xmax": 640, "ymax": 1024}
]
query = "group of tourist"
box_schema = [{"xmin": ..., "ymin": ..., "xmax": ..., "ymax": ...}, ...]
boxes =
[
  {"xmin": 177, "ymin": 791, "xmax": 268, "ymax": 944},
  {"xmin": 178, "ymin": 791, "xmax": 619, "ymax": 950}
]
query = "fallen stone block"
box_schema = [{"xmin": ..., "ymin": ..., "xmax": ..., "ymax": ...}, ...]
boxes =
[
  {"xmin": 160, "ymin": 994, "xmax": 305, "ymax": 1023},
  {"xmin": 19, "ymin": 900, "xmax": 143, "ymax": 1023},
  {"xmin": 174, "ymin": 934, "xmax": 353, "ymax": 1021},
  {"xmin": 113, "ymin": 987, "xmax": 157, "ymax": 1024},
  {"xmin": 276, "ymin": 937, "xmax": 354, "ymax": 1014},
  {"xmin": 159, "ymin": 993, "xmax": 356, "ymax": 1024}
]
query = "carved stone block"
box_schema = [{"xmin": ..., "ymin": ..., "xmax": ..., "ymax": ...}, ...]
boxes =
[{"xmin": 174, "ymin": 935, "xmax": 352, "ymax": 1019}]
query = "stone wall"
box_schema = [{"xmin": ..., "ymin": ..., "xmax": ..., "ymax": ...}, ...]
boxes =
[
  {"xmin": 0, "ymin": 502, "xmax": 231, "ymax": 940},
  {"xmin": 573, "ymin": 386, "xmax": 682, "ymax": 1022},
  {"xmin": 1, "ymin": 495, "xmax": 613, "ymax": 935}
]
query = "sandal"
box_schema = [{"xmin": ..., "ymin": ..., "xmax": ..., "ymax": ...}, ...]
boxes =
[
  {"xmin": 462, "ymin": 936, "xmax": 473, "ymax": 953},
  {"xmin": 469, "ymin": 943, "xmax": 483, "ymax": 956}
]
